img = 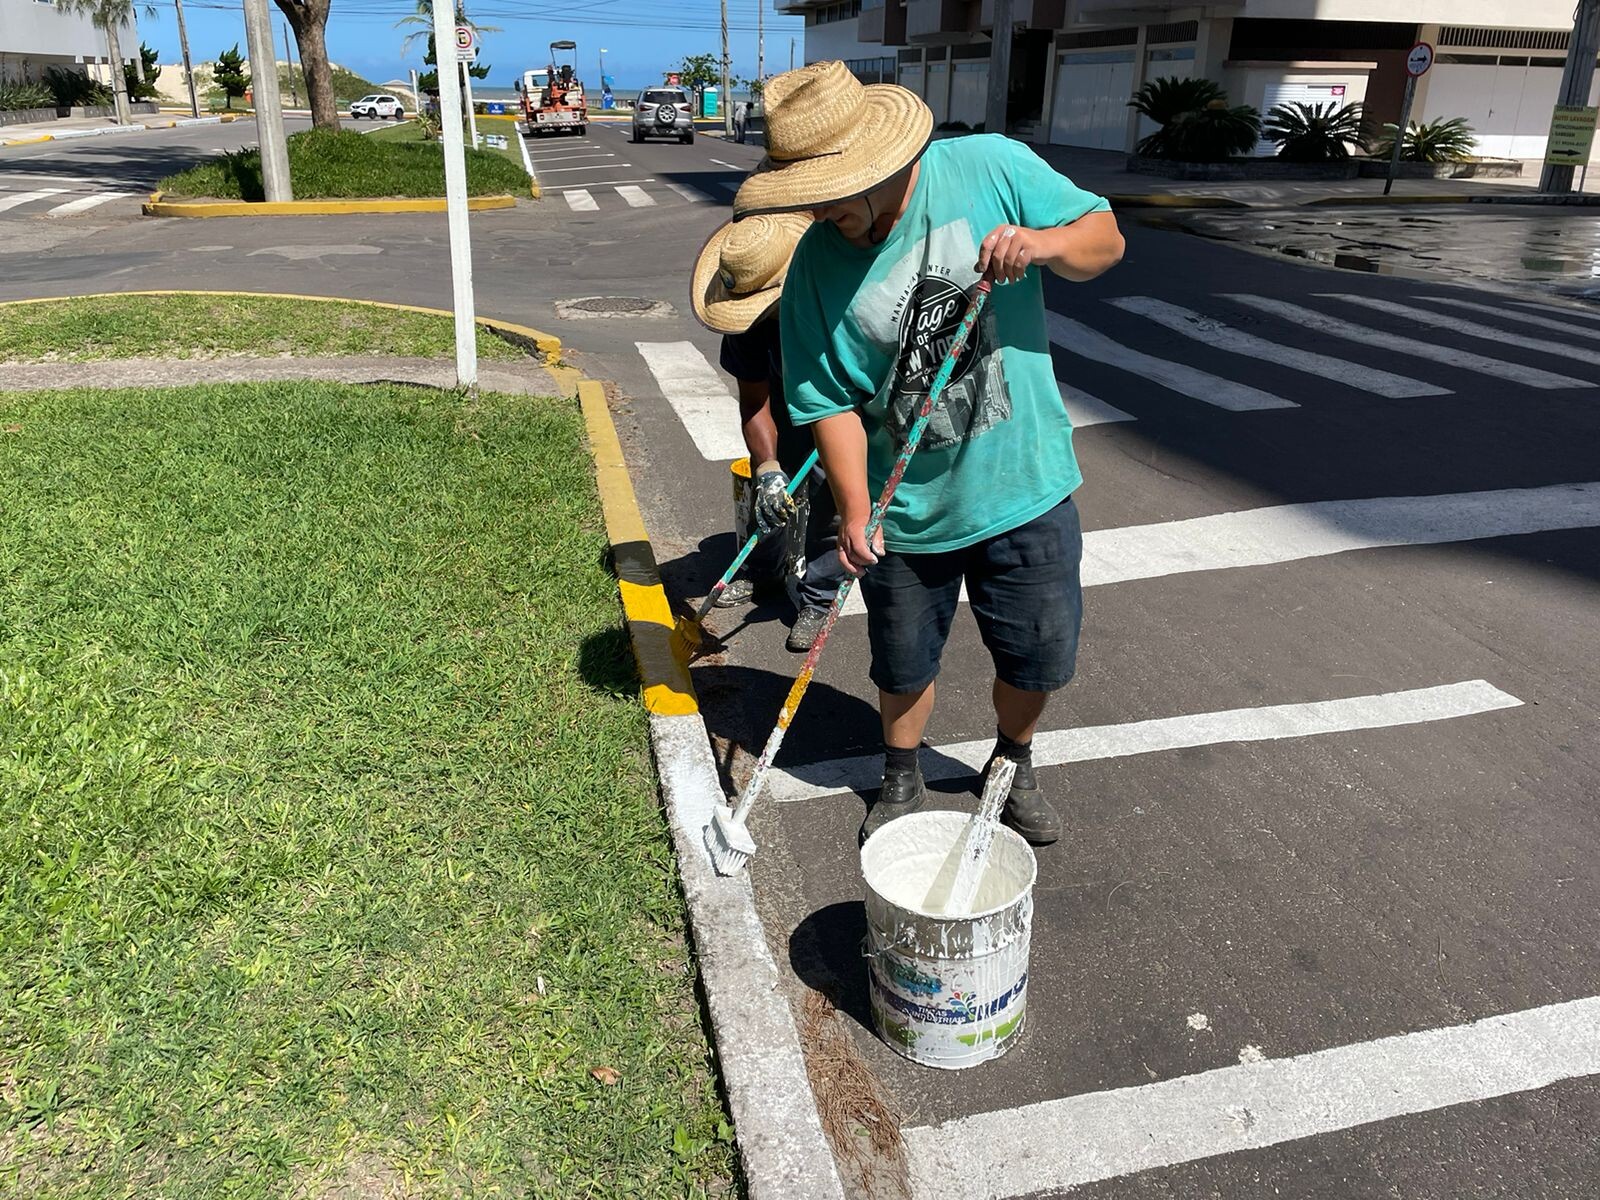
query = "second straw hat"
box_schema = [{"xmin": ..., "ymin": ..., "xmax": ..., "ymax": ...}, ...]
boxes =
[{"xmin": 690, "ymin": 212, "xmax": 813, "ymax": 334}]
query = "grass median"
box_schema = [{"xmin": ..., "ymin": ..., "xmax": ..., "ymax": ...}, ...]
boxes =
[
  {"xmin": 0, "ymin": 380, "xmax": 735, "ymax": 1196},
  {"xmin": 157, "ymin": 127, "xmax": 528, "ymax": 201},
  {"xmin": 0, "ymin": 294, "xmax": 528, "ymax": 363}
]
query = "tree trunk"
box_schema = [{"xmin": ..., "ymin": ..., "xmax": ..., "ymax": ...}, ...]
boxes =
[
  {"xmin": 275, "ymin": 0, "xmax": 340, "ymax": 130},
  {"xmin": 103, "ymin": 20, "xmax": 132, "ymax": 126}
]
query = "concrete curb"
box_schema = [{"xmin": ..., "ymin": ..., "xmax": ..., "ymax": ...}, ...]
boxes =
[
  {"xmin": 0, "ymin": 114, "xmax": 236, "ymax": 147},
  {"xmin": 142, "ymin": 191, "xmax": 519, "ymax": 217},
  {"xmin": 576, "ymin": 376, "xmax": 846, "ymax": 1199}
]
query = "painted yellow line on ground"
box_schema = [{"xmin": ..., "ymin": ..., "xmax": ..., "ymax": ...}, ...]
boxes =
[
  {"xmin": 577, "ymin": 378, "xmax": 698, "ymax": 718},
  {"xmin": 143, "ymin": 194, "xmax": 518, "ymax": 217}
]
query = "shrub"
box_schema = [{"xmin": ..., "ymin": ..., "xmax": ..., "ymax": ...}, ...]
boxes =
[
  {"xmin": 1265, "ymin": 101, "xmax": 1368, "ymax": 161},
  {"xmin": 1129, "ymin": 76, "xmax": 1261, "ymax": 161},
  {"xmin": 45, "ymin": 67, "xmax": 111, "ymax": 107},
  {"xmin": 1372, "ymin": 116, "xmax": 1476, "ymax": 162},
  {"xmin": 0, "ymin": 81, "xmax": 54, "ymax": 112},
  {"xmin": 126, "ymin": 43, "xmax": 161, "ymax": 101}
]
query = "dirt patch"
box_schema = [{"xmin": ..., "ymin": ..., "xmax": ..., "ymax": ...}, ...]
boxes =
[{"xmin": 799, "ymin": 990, "xmax": 910, "ymax": 1200}]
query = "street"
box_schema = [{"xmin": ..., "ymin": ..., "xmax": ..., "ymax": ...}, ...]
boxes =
[{"xmin": 4, "ymin": 122, "xmax": 1600, "ymax": 1198}]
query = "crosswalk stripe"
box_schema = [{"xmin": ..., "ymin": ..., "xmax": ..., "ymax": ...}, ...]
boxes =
[
  {"xmin": 767, "ymin": 679, "xmax": 1522, "ymax": 802},
  {"xmin": 666, "ymin": 183, "xmax": 706, "ymax": 203},
  {"xmin": 1512, "ymin": 299, "xmax": 1600, "ymax": 324},
  {"xmin": 563, "ymin": 189, "xmax": 598, "ymax": 211},
  {"xmin": 838, "ymin": 480, "xmax": 1600, "ymax": 615},
  {"xmin": 1060, "ymin": 382, "xmax": 1135, "ymax": 427},
  {"xmin": 615, "ymin": 184, "xmax": 655, "ymax": 208},
  {"xmin": 1319, "ymin": 293, "xmax": 1600, "ymax": 369},
  {"xmin": 1047, "ymin": 312, "xmax": 1297, "ymax": 412},
  {"xmin": 0, "ymin": 188, "xmax": 67, "ymax": 213},
  {"xmin": 1224, "ymin": 294, "xmax": 1588, "ymax": 389},
  {"xmin": 1417, "ymin": 294, "xmax": 1600, "ymax": 343},
  {"xmin": 1108, "ymin": 295, "xmax": 1450, "ymax": 399},
  {"xmin": 46, "ymin": 192, "xmax": 129, "ymax": 216},
  {"xmin": 635, "ymin": 341, "xmax": 747, "ymax": 461}
]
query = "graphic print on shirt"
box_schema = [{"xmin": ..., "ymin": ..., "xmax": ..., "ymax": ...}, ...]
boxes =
[{"xmin": 874, "ymin": 219, "xmax": 1012, "ymax": 452}]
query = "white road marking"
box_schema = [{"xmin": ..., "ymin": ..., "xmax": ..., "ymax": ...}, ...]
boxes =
[
  {"xmin": 718, "ymin": 181, "xmax": 740, "ymax": 197},
  {"xmin": 636, "ymin": 341, "xmax": 747, "ymax": 460},
  {"xmin": 1512, "ymin": 299, "xmax": 1600, "ymax": 323},
  {"xmin": 665, "ymin": 182, "xmax": 703, "ymax": 202},
  {"xmin": 549, "ymin": 177, "xmax": 656, "ymax": 188},
  {"xmin": 905, "ymin": 994, "xmax": 1600, "ymax": 1199},
  {"xmin": 1047, "ymin": 312, "xmax": 1297, "ymax": 412},
  {"xmin": 1059, "ymin": 382, "xmax": 1135, "ymax": 427},
  {"xmin": 615, "ymin": 184, "xmax": 655, "ymax": 208},
  {"xmin": 517, "ymin": 128, "xmax": 535, "ymax": 177},
  {"xmin": 1320, "ymin": 293, "xmax": 1600, "ymax": 368},
  {"xmin": 45, "ymin": 192, "xmax": 129, "ymax": 216},
  {"xmin": 768, "ymin": 679, "xmax": 1522, "ymax": 802},
  {"xmin": 710, "ymin": 158, "xmax": 742, "ymax": 170},
  {"xmin": 0, "ymin": 188, "xmax": 67, "ymax": 213},
  {"xmin": 1108, "ymin": 295, "xmax": 1450, "ymax": 398},
  {"xmin": 1417, "ymin": 294, "xmax": 1600, "ymax": 343},
  {"xmin": 838, "ymin": 480, "xmax": 1600, "ymax": 616},
  {"xmin": 1225, "ymin": 294, "xmax": 1587, "ymax": 389},
  {"xmin": 534, "ymin": 163, "xmax": 624, "ymax": 173},
  {"xmin": 563, "ymin": 189, "xmax": 599, "ymax": 211}
]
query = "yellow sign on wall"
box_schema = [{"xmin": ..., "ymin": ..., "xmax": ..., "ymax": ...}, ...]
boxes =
[{"xmin": 1546, "ymin": 105, "xmax": 1599, "ymax": 164}]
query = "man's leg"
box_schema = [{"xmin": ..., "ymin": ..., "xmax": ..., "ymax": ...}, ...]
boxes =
[
  {"xmin": 993, "ymin": 679, "xmax": 1048, "ymax": 744},
  {"xmin": 786, "ymin": 472, "xmax": 844, "ymax": 651},
  {"xmin": 882, "ymin": 681, "xmax": 937, "ymax": 749}
]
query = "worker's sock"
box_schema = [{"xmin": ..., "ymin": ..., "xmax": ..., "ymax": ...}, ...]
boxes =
[
  {"xmin": 883, "ymin": 744, "xmax": 919, "ymax": 777},
  {"xmin": 993, "ymin": 728, "xmax": 1032, "ymax": 767}
]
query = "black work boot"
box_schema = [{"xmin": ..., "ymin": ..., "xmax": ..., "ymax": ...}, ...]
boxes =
[
  {"xmin": 860, "ymin": 764, "xmax": 927, "ymax": 846},
  {"xmin": 989, "ymin": 754, "xmax": 1061, "ymax": 846}
]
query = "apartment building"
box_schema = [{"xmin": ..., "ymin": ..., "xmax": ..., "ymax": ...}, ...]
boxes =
[
  {"xmin": 0, "ymin": 0, "xmax": 137, "ymax": 86},
  {"xmin": 782, "ymin": 0, "xmax": 1595, "ymax": 161}
]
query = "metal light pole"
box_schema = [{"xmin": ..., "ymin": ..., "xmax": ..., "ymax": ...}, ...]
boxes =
[
  {"xmin": 241, "ymin": 0, "xmax": 292, "ymax": 202},
  {"xmin": 432, "ymin": 0, "xmax": 478, "ymax": 390},
  {"xmin": 599, "ymin": 47, "xmax": 606, "ymax": 84},
  {"xmin": 173, "ymin": 0, "xmax": 199, "ymax": 118},
  {"xmin": 721, "ymin": 0, "xmax": 733, "ymax": 136},
  {"xmin": 1540, "ymin": 0, "xmax": 1600, "ymax": 193}
]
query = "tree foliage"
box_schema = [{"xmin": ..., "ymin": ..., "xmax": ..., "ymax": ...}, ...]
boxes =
[
  {"xmin": 418, "ymin": 33, "xmax": 489, "ymax": 95},
  {"xmin": 1129, "ymin": 77, "xmax": 1260, "ymax": 162},
  {"xmin": 126, "ymin": 42, "xmax": 160, "ymax": 101},
  {"xmin": 1372, "ymin": 116, "xmax": 1477, "ymax": 163},
  {"xmin": 213, "ymin": 43, "xmax": 247, "ymax": 108},
  {"xmin": 675, "ymin": 53, "xmax": 721, "ymax": 95},
  {"xmin": 1264, "ymin": 101, "xmax": 1368, "ymax": 161}
]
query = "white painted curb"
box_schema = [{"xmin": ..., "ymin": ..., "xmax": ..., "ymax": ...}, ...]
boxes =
[{"xmin": 650, "ymin": 712, "xmax": 846, "ymax": 1200}]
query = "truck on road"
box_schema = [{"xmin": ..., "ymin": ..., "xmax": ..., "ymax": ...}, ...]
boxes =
[{"xmin": 517, "ymin": 40, "xmax": 588, "ymax": 137}]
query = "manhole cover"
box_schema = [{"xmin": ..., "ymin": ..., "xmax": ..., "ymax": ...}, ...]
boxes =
[{"xmin": 555, "ymin": 296, "xmax": 675, "ymax": 320}]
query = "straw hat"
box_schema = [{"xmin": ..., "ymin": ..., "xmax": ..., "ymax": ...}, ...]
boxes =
[
  {"xmin": 690, "ymin": 212, "xmax": 813, "ymax": 334},
  {"xmin": 732, "ymin": 60, "xmax": 933, "ymax": 217}
]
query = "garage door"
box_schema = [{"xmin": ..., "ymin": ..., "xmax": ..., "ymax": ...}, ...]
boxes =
[
  {"xmin": 1049, "ymin": 49, "xmax": 1136, "ymax": 150},
  {"xmin": 1254, "ymin": 82, "xmax": 1349, "ymax": 157},
  {"xmin": 1426, "ymin": 56, "xmax": 1597, "ymax": 159}
]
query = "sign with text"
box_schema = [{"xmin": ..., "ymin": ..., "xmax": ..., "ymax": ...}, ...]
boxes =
[
  {"xmin": 455, "ymin": 25, "xmax": 477, "ymax": 63},
  {"xmin": 1546, "ymin": 104, "xmax": 1599, "ymax": 165}
]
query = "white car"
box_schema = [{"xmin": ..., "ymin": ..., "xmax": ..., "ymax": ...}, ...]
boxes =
[{"xmin": 350, "ymin": 94, "xmax": 405, "ymax": 120}]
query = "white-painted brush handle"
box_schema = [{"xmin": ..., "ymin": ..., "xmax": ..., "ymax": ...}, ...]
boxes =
[{"xmin": 944, "ymin": 757, "xmax": 1016, "ymax": 917}]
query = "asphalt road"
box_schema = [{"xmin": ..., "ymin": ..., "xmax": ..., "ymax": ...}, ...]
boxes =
[{"xmin": 3, "ymin": 128, "xmax": 1598, "ymax": 1198}]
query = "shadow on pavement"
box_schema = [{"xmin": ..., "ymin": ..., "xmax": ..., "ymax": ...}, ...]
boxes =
[{"xmin": 790, "ymin": 900, "xmax": 874, "ymax": 1035}]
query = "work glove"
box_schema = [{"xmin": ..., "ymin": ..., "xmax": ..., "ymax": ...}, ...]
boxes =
[{"xmin": 753, "ymin": 461, "xmax": 796, "ymax": 534}]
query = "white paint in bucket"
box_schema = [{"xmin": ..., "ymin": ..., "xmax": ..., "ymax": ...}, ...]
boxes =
[{"xmin": 861, "ymin": 811, "xmax": 1037, "ymax": 1069}]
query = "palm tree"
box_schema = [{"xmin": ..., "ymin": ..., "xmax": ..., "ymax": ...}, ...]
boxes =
[
  {"xmin": 396, "ymin": 1, "xmax": 500, "ymax": 59},
  {"xmin": 56, "ymin": 0, "xmax": 155, "ymax": 126}
]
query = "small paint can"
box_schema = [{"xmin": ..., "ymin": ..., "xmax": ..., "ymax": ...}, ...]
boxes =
[
  {"xmin": 861, "ymin": 811, "xmax": 1037, "ymax": 1069},
  {"xmin": 729, "ymin": 456, "xmax": 806, "ymax": 591}
]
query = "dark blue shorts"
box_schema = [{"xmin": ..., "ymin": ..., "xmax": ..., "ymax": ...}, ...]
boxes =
[{"xmin": 859, "ymin": 496, "xmax": 1083, "ymax": 695}]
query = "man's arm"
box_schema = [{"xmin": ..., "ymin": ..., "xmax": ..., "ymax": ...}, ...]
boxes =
[
  {"xmin": 736, "ymin": 377, "xmax": 780, "ymax": 468},
  {"xmin": 811, "ymin": 410, "xmax": 881, "ymax": 577},
  {"xmin": 975, "ymin": 211, "xmax": 1124, "ymax": 284}
]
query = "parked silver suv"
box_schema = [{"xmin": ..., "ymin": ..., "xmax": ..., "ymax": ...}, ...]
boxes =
[{"xmin": 632, "ymin": 88, "xmax": 694, "ymax": 144}]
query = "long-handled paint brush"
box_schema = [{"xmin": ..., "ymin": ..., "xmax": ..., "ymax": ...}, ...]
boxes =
[
  {"xmin": 705, "ymin": 279, "xmax": 994, "ymax": 877},
  {"xmin": 671, "ymin": 448, "xmax": 820, "ymax": 660},
  {"xmin": 941, "ymin": 757, "xmax": 1016, "ymax": 916}
]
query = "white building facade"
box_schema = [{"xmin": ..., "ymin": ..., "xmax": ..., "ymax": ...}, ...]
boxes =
[{"xmin": 1, "ymin": 0, "xmax": 137, "ymax": 86}]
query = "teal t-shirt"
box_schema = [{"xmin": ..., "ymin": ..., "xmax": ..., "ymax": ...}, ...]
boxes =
[{"xmin": 780, "ymin": 134, "xmax": 1109, "ymax": 554}]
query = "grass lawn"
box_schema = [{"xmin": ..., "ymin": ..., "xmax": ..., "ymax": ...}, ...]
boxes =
[
  {"xmin": 158, "ymin": 128, "xmax": 528, "ymax": 201},
  {"xmin": 366, "ymin": 118, "xmax": 529, "ymax": 178},
  {"xmin": 0, "ymin": 381, "xmax": 735, "ymax": 1196},
  {"xmin": 0, "ymin": 295, "xmax": 527, "ymax": 364}
]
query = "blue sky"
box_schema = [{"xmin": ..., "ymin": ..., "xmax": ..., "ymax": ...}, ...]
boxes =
[{"xmin": 137, "ymin": 0, "xmax": 805, "ymax": 92}]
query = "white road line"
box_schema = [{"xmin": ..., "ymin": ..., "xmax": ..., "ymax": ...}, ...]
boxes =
[
  {"xmin": 1225, "ymin": 294, "xmax": 1587, "ymax": 389},
  {"xmin": 905, "ymin": 994, "xmax": 1600, "ymax": 1199},
  {"xmin": 837, "ymin": 480, "xmax": 1600, "ymax": 616},
  {"xmin": 666, "ymin": 182, "xmax": 711, "ymax": 203},
  {"xmin": 768, "ymin": 680, "xmax": 1521, "ymax": 802},
  {"xmin": 1059, "ymin": 382, "xmax": 1135, "ymax": 427},
  {"xmin": 45, "ymin": 192, "xmax": 129, "ymax": 216},
  {"xmin": 517, "ymin": 128, "xmax": 535, "ymax": 177},
  {"xmin": 549, "ymin": 177, "xmax": 656, "ymax": 188},
  {"xmin": 0, "ymin": 188, "xmax": 67, "ymax": 213},
  {"xmin": 615, "ymin": 184, "xmax": 656, "ymax": 207},
  {"xmin": 1320, "ymin": 293, "xmax": 1600, "ymax": 368},
  {"xmin": 1418, "ymin": 294, "xmax": 1600, "ymax": 343},
  {"xmin": 1047, "ymin": 312, "xmax": 1297, "ymax": 412},
  {"xmin": 636, "ymin": 341, "xmax": 747, "ymax": 460},
  {"xmin": 1513, "ymin": 298, "xmax": 1600, "ymax": 323},
  {"xmin": 1082, "ymin": 481, "xmax": 1600, "ymax": 587},
  {"xmin": 717, "ymin": 181, "xmax": 740, "ymax": 197},
  {"xmin": 1108, "ymin": 296, "xmax": 1450, "ymax": 398},
  {"xmin": 563, "ymin": 189, "xmax": 599, "ymax": 211},
  {"xmin": 534, "ymin": 163, "xmax": 623, "ymax": 173},
  {"xmin": 709, "ymin": 158, "xmax": 742, "ymax": 170}
]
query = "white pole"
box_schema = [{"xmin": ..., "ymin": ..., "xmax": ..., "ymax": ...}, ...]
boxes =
[
  {"xmin": 462, "ymin": 62, "xmax": 481, "ymax": 149},
  {"xmin": 432, "ymin": 4, "xmax": 478, "ymax": 390},
  {"xmin": 410, "ymin": 67, "xmax": 419, "ymax": 113}
]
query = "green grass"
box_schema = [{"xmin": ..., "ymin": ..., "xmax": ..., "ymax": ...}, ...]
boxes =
[
  {"xmin": 0, "ymin": 295, "xmax": 528, "ymax": 364},
  {"xmin": 366, "ymin": 118, "xmax": 529, "ymax": 177},
  {"xmin": 158, "ymin": 127, "xmax": 528, "ymax": 201},
  {"xmin": 0, "ymin": 382, "xmax": 735, "ymax": 1197}
]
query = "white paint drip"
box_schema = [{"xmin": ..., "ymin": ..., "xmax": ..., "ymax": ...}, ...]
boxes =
[
  {"xmin": 1239, "ymin": 1045, "xmax": 1267, "ymax": 1064},
  {"xmin": 1187, "ymin": 1013, "xmax": 1211, "ymax": 1032}
]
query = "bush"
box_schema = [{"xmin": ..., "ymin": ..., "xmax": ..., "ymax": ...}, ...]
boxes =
[
  {"xmin": 1265, "ymin": 101, "xmax": 1368, "ymax": 161},
  {"xmin": 0, "ymin": 81, "xmax": 54, "ymax": 112},
  {"xmin": 126, "ymin": 43, "xmax": 161, "ymax": 101},
  {"xmin": 1129, "ymin": 76, "xmax": 1261, "ymax": 161},
  {"xmin": 1372, "ymin": 116, "xmax": 1476, "ymax": 162},
  {"xmin": 45, "ymin": 67, "xmax": 111, "ymax": 107}
]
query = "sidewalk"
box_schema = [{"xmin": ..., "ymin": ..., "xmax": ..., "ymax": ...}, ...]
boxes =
[{"xmin": 0, "ymin": 111, "xmax": 241, "ymax": 147}]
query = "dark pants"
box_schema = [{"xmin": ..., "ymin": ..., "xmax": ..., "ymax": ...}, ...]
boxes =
[{"xmin": 748, "ymin": 470, "xmax": 844, "ymax": 610}]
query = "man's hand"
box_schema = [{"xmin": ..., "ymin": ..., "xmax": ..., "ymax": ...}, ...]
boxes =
[
  {"xmin": 975, "ymin": 224, "xmax": 1042, "ymax": 285},
  {"xmin": 976, "ymin": 213, "xmax": 1124, "ymax": 283},
  {"xmin": 753, "ymin": 461, "xmax": 796, "ymax": 533},
  {"xmin": 837, "ymin": 511, "xmax": 884, "ymax": 577}
]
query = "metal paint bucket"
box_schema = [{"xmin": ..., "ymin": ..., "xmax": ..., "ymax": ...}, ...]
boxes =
[
  {"xmin": 729, "ymin": 457, "xmax": 806, "ymax": 591},
  {"xmin": 861, "ymin": 810, "xmax": 1037, "ymax": 1069}
]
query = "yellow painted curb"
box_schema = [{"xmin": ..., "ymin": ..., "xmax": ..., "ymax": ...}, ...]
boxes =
[
  {"xmin": 577, "ymin": 378, "xmax": 699, "ymax": 718},
  {"xmin": 0, "ymin": 289, "xmax": 566, "ymax": 363},
  {"xmin": 3, "ymin": 134, "xmax": 55, "ymax": 146},
  {"xmin": 143, "ymin": 193, "xmax": 518, "ymax": 217}
]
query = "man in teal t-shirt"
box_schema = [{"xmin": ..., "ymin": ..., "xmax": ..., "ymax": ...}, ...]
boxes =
[{"xmin": 735, "ymin": 60, "xmax": 1125, "ymax": 847}]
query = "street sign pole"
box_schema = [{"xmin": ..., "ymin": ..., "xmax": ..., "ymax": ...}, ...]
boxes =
[
  {"xmin": 1385, "ymin": 42, "xmax": 1432, "ymax": 197},
  {"xmin": 173, "ymin": 0, "xmax": 200, "ymax": 118},
  {"xmin": 1541, "ymin": 0, "xmax": 1600, "ymax": 193},
  {"xmin": 434, "ymin": 4, "xmax": 478, "ymax": 390}
]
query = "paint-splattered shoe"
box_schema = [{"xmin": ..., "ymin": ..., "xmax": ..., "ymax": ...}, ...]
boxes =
[
  {"xmin": 992, "ymin": 757, "xmax": 1060, "ymax": 845},
  {"xmin": 860, "ymin": 765, "xmax": 927, "ymax": 847},
  {"xmin": 785, "ymin": 605, "xmax": 829, "ymax": 653}
]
